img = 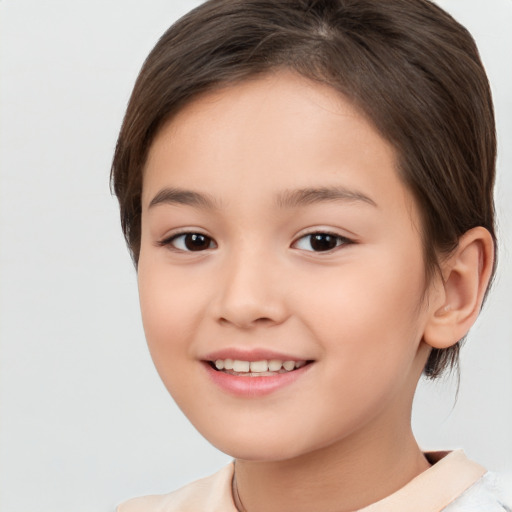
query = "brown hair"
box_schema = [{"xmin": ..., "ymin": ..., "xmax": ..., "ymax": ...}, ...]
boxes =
[{"xmin": 111, "ymin": 0, "xmax": 496, "ymax": 378}]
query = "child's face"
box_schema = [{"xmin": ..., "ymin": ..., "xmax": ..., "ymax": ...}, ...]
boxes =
[{"xmin": 138, "ymin": 71, "xmax": 439, "ymax": 461}]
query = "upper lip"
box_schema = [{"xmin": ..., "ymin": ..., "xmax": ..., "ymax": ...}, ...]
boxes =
[{"xmin": 202, "ymin": 348, "xmax": 311, "ymax": 362}]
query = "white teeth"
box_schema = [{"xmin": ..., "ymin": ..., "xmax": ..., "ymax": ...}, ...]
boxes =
[
  {"xmin": 212, "ymin": 358, "xmax": 308, "ymax": 374},
  {"xmin": 268, "ymin": 360, "xmax": 283, "ymax": 371},
  {"xmin": 283, "ymin": 360, "xmax": 295, "ymax": 371},
  {"xmin": 250, "ymin": 360, "xmax": 268, "ymax": 372},
  {"xmin": 233, "ymin": 360, "xmax": 250, "ymax": 372}
]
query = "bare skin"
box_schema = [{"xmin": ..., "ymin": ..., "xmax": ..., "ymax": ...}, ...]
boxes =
[
  {"xmin": 138, "ymin": 71, "xmax": 494, "ymax": 511},
  {"xmin": 234, "ymin": 358, "xmax": 432, "ymax": 512}
]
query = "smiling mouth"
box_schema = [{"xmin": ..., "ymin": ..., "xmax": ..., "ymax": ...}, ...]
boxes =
[{"xmin": 208, "ymin": 358, "xmax": 313, "ymax": 376}]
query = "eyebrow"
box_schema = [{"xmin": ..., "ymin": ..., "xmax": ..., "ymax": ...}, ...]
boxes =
[
  {"xmin": 148, "ymin": 187, "xmax": 219, "ymax": 210},
  {"xmin": 148, "ymin": 185, "xmax": 377, "ymax": 211},
  {"xmin": 276, "ymin": 186, "xmax": 377, "ymax": 209}
]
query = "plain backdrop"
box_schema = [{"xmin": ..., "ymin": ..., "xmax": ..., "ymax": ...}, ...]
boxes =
[{"xmin": 0, "ymin": 1, "xmax": 511, "ymax": 511}]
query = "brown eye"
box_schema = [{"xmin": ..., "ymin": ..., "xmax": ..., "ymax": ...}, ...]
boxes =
[
  {"xmin": 311, "ymin": 234, "xmax": 338, "ymax": 251},
  {"xmin": 294, "ymin": 232, "xmax": 350, "ymax": 252},
  {"xmin": 163, "ymin": 232, "xmax": 216, "ymax": 252}
]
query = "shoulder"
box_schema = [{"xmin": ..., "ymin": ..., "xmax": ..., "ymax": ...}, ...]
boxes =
[
  {"xmin": 443, "ymin": 471, "xmax": 512, "ymax": 512},
  {"xmin": 116, "ymin": 463, "xmax": 236, "ymax": 512}
]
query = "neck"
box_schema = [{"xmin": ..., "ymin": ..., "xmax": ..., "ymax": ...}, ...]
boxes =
[{"xmin": 233, "ymin": 420, "xmax": 430, "ymax": 512}]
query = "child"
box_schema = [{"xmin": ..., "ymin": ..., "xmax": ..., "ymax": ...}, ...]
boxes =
[{"xmin": 111, "ymin": 0, "xmax": 511, "ymax": 510}]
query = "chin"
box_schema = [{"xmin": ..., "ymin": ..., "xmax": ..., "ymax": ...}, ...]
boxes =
[
  {"xmin": 219, "ymin": 443, "xmax": 301, "ymax": 462},
  {"xmin": 202, "ymin": 427, "xmax": 320, "ymax": 463}
]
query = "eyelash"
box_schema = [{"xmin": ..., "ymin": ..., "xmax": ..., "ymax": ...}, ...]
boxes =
[
  {"xmin": 158, "ymin": 231, "xmax": 217, "ymax": 252},
  {"xmin": 292, "ymin": 231, "xmax": 353, "ymax": 253},
  {"xmin": 157, "ymin": 231, "xmax": 353, "ymax": 253}
]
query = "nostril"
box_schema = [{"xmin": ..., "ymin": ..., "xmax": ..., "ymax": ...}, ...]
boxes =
[
  {"xmin": 254, "ymin": 317, "xmax": 274, "ymax": 324},
  {"xmin": 218, "ymin": 316, "xmax": 276, "ymax": 328}
]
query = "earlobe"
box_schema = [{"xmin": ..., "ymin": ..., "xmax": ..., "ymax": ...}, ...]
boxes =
[{"xmin": 423, "ymin": 227, "xmax": 494, "ymax": 349}]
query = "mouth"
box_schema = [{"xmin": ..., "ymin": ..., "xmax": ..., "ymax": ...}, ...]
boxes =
[
  {"xmin": 207, "ymin": 358, "xmax": 313, "ymax": 377},
  {"xmin": 203, "ymin": 353, "xmax": 314, "ymax": 396}
]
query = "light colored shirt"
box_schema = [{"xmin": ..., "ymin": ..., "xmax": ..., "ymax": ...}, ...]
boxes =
[{"xmin": 117, "ymin": 451, "xmax": 512, "ymax": 512}]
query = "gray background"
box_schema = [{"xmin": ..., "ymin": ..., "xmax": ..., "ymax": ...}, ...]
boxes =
[{"xmin": 0, "ymin": 1, "xmax": 511, "ymax": 511}]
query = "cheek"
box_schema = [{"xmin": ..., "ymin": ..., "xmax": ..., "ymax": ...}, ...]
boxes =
[
  {"xmin": 290, "ymin": 257, "xmax": 427, "ymax": 443},
  {"xmin": 137, "ymin": 256, "xmax": 203, "ymax": 379},
  {"xmin": 298, "ymin": 248, "xmax": 427, "ymax": 372}
]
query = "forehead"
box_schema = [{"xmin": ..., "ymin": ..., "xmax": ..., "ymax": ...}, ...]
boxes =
[{"xmin": 143, "ymin": 71, "xmax": 415, "ymax": 220}]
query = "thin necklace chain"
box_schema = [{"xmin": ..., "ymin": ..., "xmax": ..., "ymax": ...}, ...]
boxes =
[{"xmin": 232, "ymin": 463, "xmax": 248, "ymax": 512}]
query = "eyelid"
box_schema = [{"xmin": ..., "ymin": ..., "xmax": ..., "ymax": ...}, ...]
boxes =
[
  {"xmin": 155, "ymin": 227, "xmax": 354, "ymax": 253},
  {"xmin": 157, "ymin": 229, "xmax": 217, "ymax": 252},
  {"xmin": 291, "ymin": 229, "xmax": 354, "ymax": 252}
]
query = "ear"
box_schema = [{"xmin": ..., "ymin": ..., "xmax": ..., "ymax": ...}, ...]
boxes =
[{"xmin": 423, "ymin": 227, "xmax": 495, "ymax": 349}]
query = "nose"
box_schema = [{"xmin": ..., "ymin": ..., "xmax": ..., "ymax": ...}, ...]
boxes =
[{"xmin": 212, "ymin": 249, "xmax": 289, "ymax": 329}]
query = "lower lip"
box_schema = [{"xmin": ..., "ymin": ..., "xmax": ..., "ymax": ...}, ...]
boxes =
[{"xmin": 203, "ymin": 361, "xmax": 312, "ymax": 397}]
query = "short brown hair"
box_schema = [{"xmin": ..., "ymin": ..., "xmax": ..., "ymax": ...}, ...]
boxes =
[{"xmin": 111, "ymin": 0, "xmax": 497, "ymax": 378}]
